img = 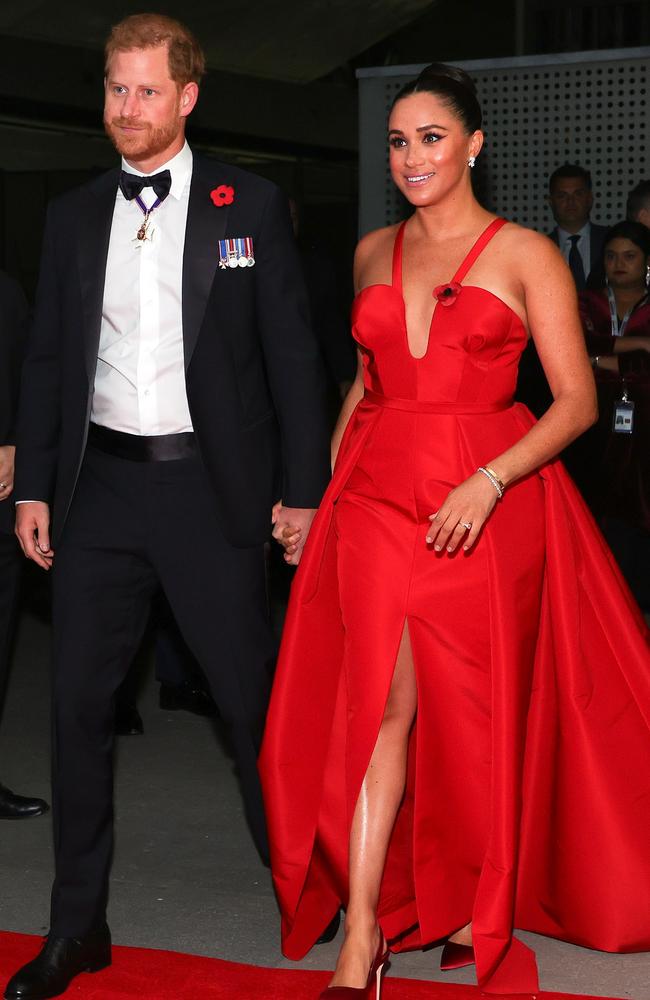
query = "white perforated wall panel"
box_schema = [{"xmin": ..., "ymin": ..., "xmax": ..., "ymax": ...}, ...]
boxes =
[{"xmin": 357, "ymin": 48, "xmax": 650, "ymax": 237}]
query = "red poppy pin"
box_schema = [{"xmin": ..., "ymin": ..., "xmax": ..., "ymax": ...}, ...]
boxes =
[
  {"xmin": 433, "ymin": 281, "xmax": 462, "ymax": 306},
  {"xmin": 210, "ymin": 185, "xmax": 235, "ymax": 207}
]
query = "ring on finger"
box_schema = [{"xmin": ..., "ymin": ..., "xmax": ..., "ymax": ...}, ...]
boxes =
[{"xmin": 460, "ymin": 521, "xmax": 472, "ymax": 531}]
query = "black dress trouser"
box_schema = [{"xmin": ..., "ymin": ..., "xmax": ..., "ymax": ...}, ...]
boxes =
[
  {"xmin": 0, "ymin": 528, "xmax": 22, "ymax": 717},
  {"xmin": 50, "ymin": 445, "xmax": 275, "ymax": 936}
]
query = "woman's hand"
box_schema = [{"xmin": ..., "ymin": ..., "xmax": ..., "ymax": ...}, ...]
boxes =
[
  {"xmin": 0, "ymin": 446, "xmax": 15, "ymax": 502},
  {"xmin": 426, "ymin": 471, "xmax": 499, "ymax": 553},
  {"xmin": 272, "ymin": 500, "xmax": 315, "ymax": 565}
]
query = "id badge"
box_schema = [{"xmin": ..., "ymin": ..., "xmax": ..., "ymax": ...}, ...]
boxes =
[{"xmin": 612, "ymin": 399, "xmax": 634, "ymax": 434}]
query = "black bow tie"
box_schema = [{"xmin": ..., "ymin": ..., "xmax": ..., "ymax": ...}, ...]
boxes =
[{"xmin": 119, "ymin": 169, "xmax": 171, "ymax": 203}]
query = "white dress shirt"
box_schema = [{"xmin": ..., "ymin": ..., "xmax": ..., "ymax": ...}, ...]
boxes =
[
  {"xmin": 557, "ymin": 221, "xmax": 592, "ymax": 279},
  {"xmin": 91, "ymin": 141, "xmax": 194, "ymax": 435}
]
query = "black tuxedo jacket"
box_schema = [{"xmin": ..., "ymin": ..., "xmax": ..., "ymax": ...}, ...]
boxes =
[
  {"xmin": 0, "ymin": 270, "xmax": 28, "ymax": 535},
  {"xmin": 548, "ymin": 222, "xmax": 608, "ymax": 288},
  {"xmin": 14, "ymin": 154, "xmax": 331, "ymax": 547}
]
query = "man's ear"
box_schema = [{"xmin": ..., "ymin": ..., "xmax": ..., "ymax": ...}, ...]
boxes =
[{"xmin": 180, "ymin": 81, "xmax": 199, "ymax": 118}]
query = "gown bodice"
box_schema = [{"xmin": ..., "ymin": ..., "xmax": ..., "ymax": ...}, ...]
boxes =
[{"xmin": 352, "ymin": 218, "xmax": 528, "ymax": 408}]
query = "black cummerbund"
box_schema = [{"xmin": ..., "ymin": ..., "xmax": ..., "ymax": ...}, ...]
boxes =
[{"xmin": 88, "ymin": 423, "xmax": 197, "ymax": 462}]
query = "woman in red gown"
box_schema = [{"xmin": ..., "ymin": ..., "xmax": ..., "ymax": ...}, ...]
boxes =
[{"xmin": 260, "ymin": 64, "xmax": 650, "ymax": 997}]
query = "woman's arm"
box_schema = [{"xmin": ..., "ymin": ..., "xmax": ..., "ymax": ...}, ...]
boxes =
[
  {"xmin": 331, "ymin": 350, "xmax": 364, "ymax": 469},
  {"xmin": 589, "ymin": 335, "xmax": 650, "ymax": 360},
  {"xmin": 612, "ymin": 335, "xmax": 650, "ymax": 354},
  {"xmin": 428, "ymin": 232, "xmax": 598, "ymax": 554},
  {"xmin": 489, "ymin": 233, "xmax": 597, "ymax": 486},
  {"xmin": 596, "ymin": 346, "xmax": 650, "ymax": 375}
]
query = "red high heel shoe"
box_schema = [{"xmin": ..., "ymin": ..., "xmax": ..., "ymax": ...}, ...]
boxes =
[
  {"xmin": 319, "ymin": 934, "xmax": 390, "ymax": 998},
  {"xmin": 439, "ymin": 940, "xmax": 475, "ymax": 971}
]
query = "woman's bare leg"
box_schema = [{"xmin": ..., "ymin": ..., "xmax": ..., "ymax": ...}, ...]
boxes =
[
  {"xmin": 448, "ymin": 922, "xmax": 473, "ymax": 946},
  {"xmin": 329, "ymin": 623, "xmax": 418, "ymax": 988}
]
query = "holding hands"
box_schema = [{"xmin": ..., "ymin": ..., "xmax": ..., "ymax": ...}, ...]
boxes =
[
  {"xmin": 426, "ymin": 468, "xmax": 502, "ymax": 553},
  {"xmin": 0, "ymin": 445, "xmax": 15, "ymax": 502},
  {"xmin": 272, "ymin": 502, "xmax": 317, "ymax": 566}
]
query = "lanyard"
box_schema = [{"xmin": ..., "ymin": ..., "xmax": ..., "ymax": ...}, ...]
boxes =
[{"xmin": 606, "ymin": 285, "xmax": 647, "ymax": 337}]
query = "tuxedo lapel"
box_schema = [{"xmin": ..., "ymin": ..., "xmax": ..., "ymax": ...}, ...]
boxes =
[
  {"xmin": 182, "ymin": 155, "xmax": 230, "ymax": 369},
  {"xmin": 77, "ymin": 169, "xmax": 119, "ymax": 382}
]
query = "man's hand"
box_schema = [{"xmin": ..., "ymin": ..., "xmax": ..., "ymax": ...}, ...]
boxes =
[
  {"xmin": 271, "ymin": 502, "xmax": 317, "ymax": 566},
  {"xmin": 15, "ymin": 501, "xmax": 54, "ymax": 570},
  {"xmin": 0, "ymin": 445, "xmax": 15, "ymax": 502}
]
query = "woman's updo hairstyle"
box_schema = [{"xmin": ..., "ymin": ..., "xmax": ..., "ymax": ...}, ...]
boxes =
[{"xmin": 391, "ymin": 63, "xmax": 482, "ymax": 135}]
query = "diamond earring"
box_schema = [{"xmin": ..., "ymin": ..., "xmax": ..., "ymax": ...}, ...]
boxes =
[{"xmin": 468, "ymin": 156, "xmax": 476, "ymax": 168}]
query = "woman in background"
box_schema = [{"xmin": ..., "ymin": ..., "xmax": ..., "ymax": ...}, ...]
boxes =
[{"xmin": 578, "ymin": 220, "xmax": 650, "ymax": 609}]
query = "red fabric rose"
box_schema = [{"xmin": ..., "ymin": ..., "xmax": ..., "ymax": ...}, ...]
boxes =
[
  {"xmin": 433, "ymin": 281, "xmax": 462, "ymax": 306},
  {"xmin": 210, "ymin": 185, "xmax": 235, "ymax": 207}
]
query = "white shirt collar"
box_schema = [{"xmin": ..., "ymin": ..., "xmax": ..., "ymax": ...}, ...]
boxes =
[
  {"xmin": 557, "ymin": 221, "xmax": 591, "ymax": 245},
  {"xmin": 121, "ymin": 140, "xmax": 193, "ymax": 200}
]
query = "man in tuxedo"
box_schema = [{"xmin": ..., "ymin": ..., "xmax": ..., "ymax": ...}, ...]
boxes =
[
  {"xmin": 6, "ymin": 13, "xmax": 329, "ymax": 999},
  {"xmin": 0, "ymin": 270, "xmax": 49, "ymax": 822},
  {"xmin": 547, "ymin": 163, "xmax": 608, "ymax": 291}
]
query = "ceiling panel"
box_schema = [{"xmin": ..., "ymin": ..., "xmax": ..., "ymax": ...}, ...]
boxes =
[{"xmin": 0, "ymin": 0, "xmax": 436, "ymax": 82}]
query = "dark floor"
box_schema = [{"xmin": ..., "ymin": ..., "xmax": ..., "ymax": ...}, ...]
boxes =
[{"xmin": 0, "ymin": 606, "xmax": 648, "ymax": 999}]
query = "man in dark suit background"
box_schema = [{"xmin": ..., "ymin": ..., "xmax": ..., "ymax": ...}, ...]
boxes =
[
  {"xmin": 7, "ymin": 13, "xmax": 330, "ymax": 999},
  {"xmin": 0, "ymin": 269, "xmax": 49, "ymax": 822},
  {"xmin": 547, "ymin": 163, "xmax": 608, "ymax": 291},
  {"xmin": 517, "ymin": 163, "xmax": 608, "ymax": 419}
]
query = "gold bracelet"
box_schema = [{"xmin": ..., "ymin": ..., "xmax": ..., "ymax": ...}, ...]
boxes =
[
  {"xmin": 485, "ymin": 466, "xmax": 506, "ymax": 496},
  {"xmin": 477, "ymin": 465, "xmax": 505, "ymax": 499}
]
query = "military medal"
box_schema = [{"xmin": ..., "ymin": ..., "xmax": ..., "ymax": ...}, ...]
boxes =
[
  {"xmin": 218, "ymin": 237, "xmax": 255, "ymax": 269},
  {"xmin": 132, "ymin": 194, "xmax": 162, "ymax": 245},
  {"xmin": 136, "ymin": 212, "xmax": 152, "ymax": 242}
]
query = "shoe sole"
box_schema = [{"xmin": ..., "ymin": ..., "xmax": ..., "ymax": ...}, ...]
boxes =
[
  {"xmin": 0, "ymin": 809, "xmax": 49, "ymax": 820},
  {"xmin": 3, "ymin": 958, "xmax": 111, "ymax": 999}
]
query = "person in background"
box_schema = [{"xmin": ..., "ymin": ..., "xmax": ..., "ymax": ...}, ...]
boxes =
[
  {"xmin": 0, "ymin": 268, "xmax": 49, "ymax": 821},
  {"xmin": 627, "ymin": 179, "xmax": 650, "ymax": 229},
  {"xmin": 578, "ymin": 220, "xmax": 650, "ymax": 610},
  {"xmin": 547, "ymin": 163, "xmax": 608, "ymax": 291},
  {"xmin": 517, "ymin": 164, "xmax": 608, "ymax": 421}
]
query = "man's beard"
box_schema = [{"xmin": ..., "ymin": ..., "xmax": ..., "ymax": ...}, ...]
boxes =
[{"xmin": 104, "ymin": 115, "xmax": 181, "ymax": 162}]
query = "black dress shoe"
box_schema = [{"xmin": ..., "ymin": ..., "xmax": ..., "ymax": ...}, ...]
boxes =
[
  {"xmin": 4, "ymin": 925, "xmax": 111, "ymax": 999},
  {"xmin": 316, "ymin": 909, "xmax": 341, "ymax": 944},
  {"xmin": 159, "ymin": 680, "xmax": 218, "ymax": 717},
  {"xmin": 0, "ymin": 784, "xmax": 49, "ymax": 820},
  {"xmin": 114, "ymin": 702, "xmax": 144, "ymax": 736}
]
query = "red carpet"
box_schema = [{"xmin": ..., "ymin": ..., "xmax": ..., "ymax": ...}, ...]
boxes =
[{"xmin": 0, "ymin": 932, "xmax": 627, "ymax": 1000}]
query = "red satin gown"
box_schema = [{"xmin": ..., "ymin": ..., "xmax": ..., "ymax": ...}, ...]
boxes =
[{"xmin": 259, "ymin": 219, "xmax": 650, "ymax": 994}]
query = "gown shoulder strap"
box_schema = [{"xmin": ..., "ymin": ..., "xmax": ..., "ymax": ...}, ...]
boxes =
[
  {"xmin": 452, "ymin": 218, "xmax": 508, "ymax": 285},
  {"xmin": 391, "ymin": 222, "xmax": 407, "ymax": 292}
]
